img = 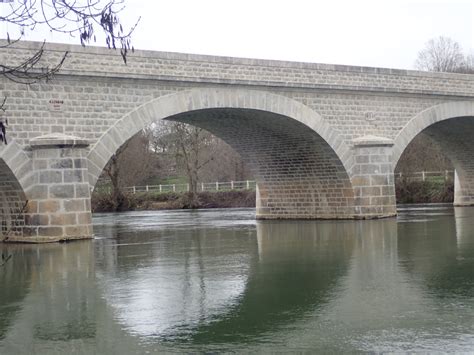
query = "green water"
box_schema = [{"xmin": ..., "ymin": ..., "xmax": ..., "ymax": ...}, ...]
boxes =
[{"xmin": 0, "ymin": 205, "xmax": 473, "ymax": 353}]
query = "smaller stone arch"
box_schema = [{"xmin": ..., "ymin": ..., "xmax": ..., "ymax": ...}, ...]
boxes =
[
  {"xmin": 393, "ymin": 101, "xmax": 474, "ymax": 166},
  {"xmin": 393, "ymin": 101, "xmax": 474, "ymax": 206}
]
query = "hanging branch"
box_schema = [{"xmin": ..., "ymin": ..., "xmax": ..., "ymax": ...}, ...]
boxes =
[
  {"xmin": 0, "ymin": 0, "xmax": 139, "ymax": 64},
  {"xmin": 1, "ymin": 41, "xmax": 68, "ymax": 84},
  {"xmin": 0, "ymin": 96, "xmax": 7, "ymax": 144},
  {"xmin": 0, "ymin": 0, "xmax": 138, "ymax": 145}
]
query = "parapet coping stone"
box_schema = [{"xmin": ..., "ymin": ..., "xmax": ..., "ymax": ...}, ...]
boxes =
[
  {"xmin": 30, "ymin": 133, "xmax": 90, "ymax": 148},
  {"xmin": 352, "ymin": 135, "xmax": 394, "ymax": 147}
]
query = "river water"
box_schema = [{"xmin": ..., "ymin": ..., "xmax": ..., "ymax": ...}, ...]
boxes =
[{"xmin": 0, "ymin": 205, "xmax": 473, "ymax": 353}]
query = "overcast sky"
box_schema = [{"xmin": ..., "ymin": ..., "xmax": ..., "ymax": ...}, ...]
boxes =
[{"xmin": 4, "ymin": 0, "xmax": 474, "ymax": 70}]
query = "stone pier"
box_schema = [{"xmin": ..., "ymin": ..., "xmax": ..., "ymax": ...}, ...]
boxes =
[
  {"xmin": 11, "ymin": 134, "xmax": 93, "ymax": 242},
  {"xmin": 352, "ymin": 136, "xmax": 397, "ymax": 218}
]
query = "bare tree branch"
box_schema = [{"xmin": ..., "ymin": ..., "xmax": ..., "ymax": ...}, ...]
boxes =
[{"xmin": 0, "ymin": 0, "xmax": 138, "ymax": 145}]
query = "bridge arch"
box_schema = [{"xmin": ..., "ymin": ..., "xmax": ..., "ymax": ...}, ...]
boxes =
[
  {"xmin": 88, "ymin": 88, "xmax": 356, "ymax": 219},
  {"xmin": 393, "ymin": 101, "xmax": 474, "ymax": 205},
  {"xmin": 0, "ymin": 141, "xmax": 32, "ymax": 239}
]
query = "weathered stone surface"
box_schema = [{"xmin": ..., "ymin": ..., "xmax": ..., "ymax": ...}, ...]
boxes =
[
  {"xmin": 49, "ymin": 185, "xmax": 75, "ymax": 199},
  {"xmin": 38, "ymin": 200, "xmax": 60, "ymax": 213}
]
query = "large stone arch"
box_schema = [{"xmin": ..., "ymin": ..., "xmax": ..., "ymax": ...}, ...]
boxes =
[
  {"xmin": 88, "ymin": 88, "xmax": 356, "ymax": 219},
  {"xmin": 393, "ymin": 101, "xmax": 474, "ymax": 205},
  {"xmin": 393, "ymin": 101, "xmax": 474, "ymax": 166},
  {"xmin": 0, "ymin": 141, "xmax": 32, "ymax": 239}
]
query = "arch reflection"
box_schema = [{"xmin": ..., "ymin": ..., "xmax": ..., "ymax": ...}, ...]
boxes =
[
  {"xmin": 96, "ymin": 218, "xmax": 257, "ymax": 340},
  {"xmin": 180, "ymin": 220, "xmax": 356, "ymax": 344}
]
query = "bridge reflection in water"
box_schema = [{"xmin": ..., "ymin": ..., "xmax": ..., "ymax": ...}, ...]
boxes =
[{"xmin": 0, "ymin": 207, "xmax": 473, "ymax": 353}]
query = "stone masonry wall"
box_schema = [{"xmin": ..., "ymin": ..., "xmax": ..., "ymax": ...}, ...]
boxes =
[{"xmin": 0, "ymin": 40, "xmax": 473, "ymax": 153}]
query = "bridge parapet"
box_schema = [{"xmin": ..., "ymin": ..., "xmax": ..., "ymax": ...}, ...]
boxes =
[{"xmin": 2, "ymin": 40, "xmax": 474, "ymax": 97}]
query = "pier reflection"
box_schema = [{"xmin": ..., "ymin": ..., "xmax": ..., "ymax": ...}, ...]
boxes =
[{"xmin": 0, "ymin": 242, "xmax": 96, "ymax": 353}]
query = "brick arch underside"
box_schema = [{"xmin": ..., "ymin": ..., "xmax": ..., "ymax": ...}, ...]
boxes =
[
  {"xmin": 0, "ymin": 160, "xmax": 27, "ymax": 239},
  {"xmin": 166, "ymin": 109, "xmax": 355, "ymax": 219},
  {"xmin": 397, "ymin": 116, "xmax": 474, "ymax": 206}
]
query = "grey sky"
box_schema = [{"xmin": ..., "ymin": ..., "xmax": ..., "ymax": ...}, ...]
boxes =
[{"xmin": 4, "ymin": 0, "xmax": 474, "ymax": 70}]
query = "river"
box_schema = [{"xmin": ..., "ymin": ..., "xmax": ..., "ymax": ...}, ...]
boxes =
[{"xmin": 0, "ymin": 205, "xmax": 473, "ymax": 353}]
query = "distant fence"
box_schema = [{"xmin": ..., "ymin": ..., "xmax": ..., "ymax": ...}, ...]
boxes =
[
  {"xmin": 97, "ymin": 171, "xmax": 454, "ymax": 195},
  {"xmin": 395, "ymin": 170, "xmax": 454, "ymax": 182},
  {"xmin": 122, "ymin": 180, "xmax": 257, "ymax": 194}
]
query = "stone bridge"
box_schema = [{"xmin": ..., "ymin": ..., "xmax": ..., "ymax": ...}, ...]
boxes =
[{"xmin": 1, "ymin": 41, "xmax": 473, "ymax": 242}]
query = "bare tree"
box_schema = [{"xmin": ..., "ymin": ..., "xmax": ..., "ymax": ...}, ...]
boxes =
[
  {"xmin": 199, "ymin": 138, "xmax": 252, "ymax": 182},
  {"xmin": 100, "ymin": 131, "xmax": 155, "ymax": 210},
  {"xmin": 150, "ymin": 120, "xmax": 252, "ymax": 196},
  {"xmin": 460, "ymin": 52, "xmax": 474, "ymax": 74},
  {"xmin": 415, "ymin": 36, "xmax": 470, "ymax": 73},
  {"xmin": 395, "ymin": 133, "xmax": 452, "ymax": 173},
  {"xmin": 0, "ymin": 0, "xmax": 138, "ymax": 142},
  {"xmin": 171, "ymin": 122, "xmax": 215, "ymax": 196}
]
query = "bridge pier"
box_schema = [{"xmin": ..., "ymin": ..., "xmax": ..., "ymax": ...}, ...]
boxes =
[
  {"xmin": 351, "ymin": 136, "xmax": 397, "ymax": 219},
  {"xmin": 14, "ymin": 134, "xmax": 93, "ymax": 242},
  {"xmin": 454, "ymin": 170, "xmax": 474, "ymax": 206}
]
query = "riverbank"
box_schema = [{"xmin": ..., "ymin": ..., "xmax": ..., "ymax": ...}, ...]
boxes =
[
  {"xmin": 395, "ymin": 179, "xmax": 453, "ymax": 204},
  {"xmin": 92, "ymin": 180, "xmax": 453, "ymax": 213},
  {"xmin": 92, "ymin": 190, "xmax": 256, "ymax": 213}
]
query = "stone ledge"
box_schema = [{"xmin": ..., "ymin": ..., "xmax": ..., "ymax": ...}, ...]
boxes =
[
  {"xmin": 30, "ymin": 133, "xmax": 90, "ymax": 149},
  {"xmin": 352, "ymin": 135, "xmax": 394, "ymax": 147},
  {"xmin": 3, "ymin": 234, "xmax": 93, "ymax": 243}
]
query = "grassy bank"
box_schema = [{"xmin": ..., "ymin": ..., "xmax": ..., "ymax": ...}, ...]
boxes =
[
  {"xmin": 395, "ymin": 179, "xmax": 454, "ymax": 204},
  {"xmin": 92, "ymin": 190, "xmax": 256, "ymax": 213}
]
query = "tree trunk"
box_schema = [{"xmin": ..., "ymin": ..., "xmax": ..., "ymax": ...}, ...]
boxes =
[{"xmin": 106, "ymin": 155, "xmax": 127, "ymax": 211}]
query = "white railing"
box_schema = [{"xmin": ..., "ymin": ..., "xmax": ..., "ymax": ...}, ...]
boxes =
[
  {"xmin": 395, "ymin": 170, "xmax": 454, "ymax": 182},
  {"xmin": 99, "ymin": 171, "xmax": 453, "ymax": 195},
  {"xmin": 122, "ymin": 180, "xmax": 257, "ymax": 194}
]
